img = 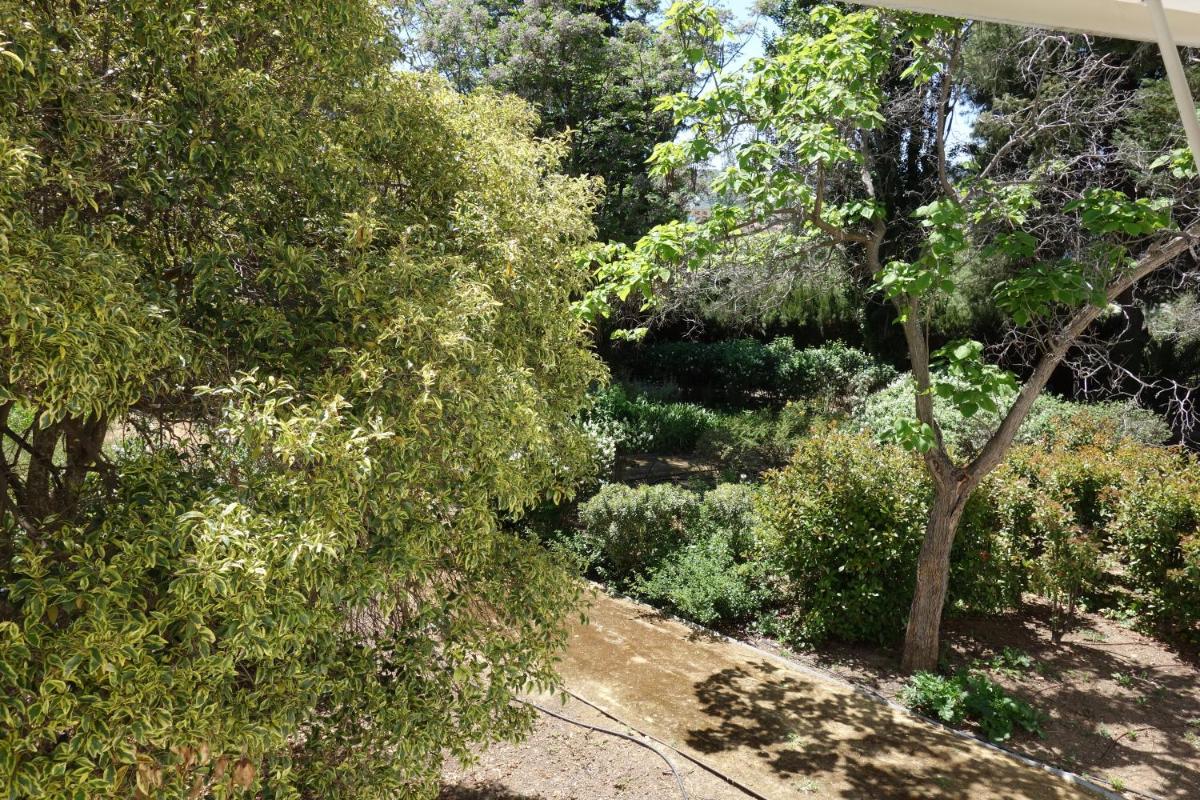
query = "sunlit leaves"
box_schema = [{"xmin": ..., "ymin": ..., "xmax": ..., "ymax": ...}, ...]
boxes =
[
  {"xmin": 1065, "ymin": 187, "xmax": 1173, "ymax": 237},
  {"xmin": 932, "ymin": 340, "xmax": 1018, "ymax": 419},
  {"xmin": 993, "ymin": 261, "xmax": 1106, "ymax": 326},
  {"xmin": 1, "ymin": 2, "xmax": 602, "ymax": 797},
  {"xmin": 891, "ymin": 417, "xmax": 937, "ymax": 453}
]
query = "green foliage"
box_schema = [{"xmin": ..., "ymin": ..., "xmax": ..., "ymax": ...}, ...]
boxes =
[
  {"xmin": 858, "ymin": 376, "xmax": 1171, "ymax": 455},
  {"xmin": 755, "ymin": 428, "xmax": 1021, "ymax": 645},
  {"xmin": 576, "ymin": 483, "xmax": 700, "ymax": 583},
  {"xmin": 1002, "ymin": 422, "xmax": 1199, "ymax": 638},
  {"xmin": 0, "ymin": 2, "xmax": 603, "ymax": 797},
  {"xmin": 571, "ymin": 482, "xmax": 767, "ymax": 626},
  {"xmin": 695, "ymin": 402, "xmax": 817, "ymax": 475},
  {"xmin": 619, "ymin": 338, "xmax": 894, "ymax": 407},
  {"xmin": 1011, "ymin": 485, "xmax": 1102, "ymax": 640},
  {"xmin": 900, "ymin": 671, "xmax": 1044, "ymax": 743},
  {"xmin": 636, "ymin": 535, "xmax": 765, "ymax": 625},
  {"xmin": 411, "ymin": 0, "xmax": 702, "ymax": 242},
  {"xmin": 697, "ymin": 482, "xmax": 760, "ymax": 560},
  {"xmin": 1111, "ymin": 467, "xmax": 1200, "ymax": 638},
  {"xmin": 587, "ymin": 383, "xmax": 718, "ymax": 452}
]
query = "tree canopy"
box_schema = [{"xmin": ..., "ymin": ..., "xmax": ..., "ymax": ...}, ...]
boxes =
[
  {"xmin": 405, "ymin": 0, "xmax": 720, "ymax": 242},
  {"xmin": 0, "ymin": 1, "xmax": 601, "ymax": 797}
]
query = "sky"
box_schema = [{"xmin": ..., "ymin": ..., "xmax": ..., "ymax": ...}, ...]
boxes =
[{"xmin": 722, "ymin": 0, "xmax": 773, "ymax": 71}]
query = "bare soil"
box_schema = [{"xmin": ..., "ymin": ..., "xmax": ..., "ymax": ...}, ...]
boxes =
[
  {"xmin": 748, "ymin": 597, "xmax": 1200, "ymax": 799},
  {"xmin": 439, "ymin": 693, "xmax": 754, "ymax": 800}
]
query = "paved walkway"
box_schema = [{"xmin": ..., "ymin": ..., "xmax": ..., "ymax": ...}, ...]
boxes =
[{"xmin": 559, "ymin": 592, "xmax": 1103, "ymax": 800}]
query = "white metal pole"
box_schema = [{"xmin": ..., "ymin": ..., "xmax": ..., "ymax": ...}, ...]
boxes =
[{"xmin": 1147, "ymin": 0, "xmax": 1200, "ymax": 171}]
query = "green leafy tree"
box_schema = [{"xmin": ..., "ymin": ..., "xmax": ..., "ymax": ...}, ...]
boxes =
[
  {"xmin": 406, "ymin": 0, "xmax": 722, "ymax": 242},
  {"xmin": 582, "ymin": 2, "xmax": 1199, "ymax": 671},
  {"xmin": 0, "ymin": 1, "xmax": 602, "ymax": 797}
]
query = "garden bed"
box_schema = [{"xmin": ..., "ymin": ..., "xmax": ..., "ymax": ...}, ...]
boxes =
[{"xmin": 746, "ymin": 597, "xmax": 1200, "ymax": 798}]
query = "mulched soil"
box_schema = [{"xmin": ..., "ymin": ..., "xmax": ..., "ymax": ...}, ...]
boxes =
[{"xmin": 748, "ymin": 597, "xmax": 1200, "ymax": 799}]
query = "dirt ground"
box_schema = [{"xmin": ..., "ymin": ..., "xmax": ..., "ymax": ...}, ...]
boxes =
[
  {"xmin": 439, "ymin": 693, "xmax": 754, "ymax": 800},
  {"xmin": 441, "ymin": 592, "xmax": 1197, "ymax": 800},
  {"xmin": 750, "ymin": 598, "xmax": 1200, "ymax": 799}
]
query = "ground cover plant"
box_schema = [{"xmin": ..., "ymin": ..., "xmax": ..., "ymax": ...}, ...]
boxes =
[{"xmin": 899, "ymin": 670, "xmax": 1045, "ymax": 743}]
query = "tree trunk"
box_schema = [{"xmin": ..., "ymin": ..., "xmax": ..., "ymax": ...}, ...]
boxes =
[{"xmin": 901, "ymin": 482, "xmax": 970, "ymax": 673}]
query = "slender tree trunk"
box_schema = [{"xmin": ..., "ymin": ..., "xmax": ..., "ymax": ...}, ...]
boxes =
[{"xmin": 901, "ymin": 481, "xmax": 971, "ymax": 673}]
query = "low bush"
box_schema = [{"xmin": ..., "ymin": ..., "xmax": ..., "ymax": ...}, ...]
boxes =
[
  {"xmin": 576, "ymin": 483, "xmax": 700, "ymax": 584},
  {"xmin": 1111, "ymin": 467, "xmax": 1200, "ymax": 638},
  {"xmin": 777, "ymin": 340, "xmax": 897, "ymax": 408},
  {"xmin": 697, "ymin": 482, "xmax": 760, "ymax": 558},
  {"xmin": 858, "ymin": 376, "xmax": 1171, "ymax": 455},
  {"xmin": 587, "ymin": 383, "xmax": 717, "ymax": 453},
  {"xmin": 636, "ymin": 537, "xmax": 766, "ymax": 626},
  {"xmin": 1002, "ymin": 425, "xmax": 1199, "ymax": 638},
  {"xmin": 900, "ymin": 671, "xmax": 1045, "ymax": 742},
  {"xmin": 695, "ymin": 402, "xmax": 818, "ymax": 475},
  {"xmin": 756, "ymin": 427, "xmax": 1022, "ymax": 646}
]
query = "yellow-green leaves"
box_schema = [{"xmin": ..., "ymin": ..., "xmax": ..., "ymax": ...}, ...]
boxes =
[{"xmin": 1, "ymin": 2, "xmax": 600, "ymax": 798}]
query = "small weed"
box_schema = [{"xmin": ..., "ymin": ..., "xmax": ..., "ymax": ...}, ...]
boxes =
[
  {"xmin": 989, "ymin": 646, "xmax": 1036, "ymax": 676},
  {"xmin": 795, "ymin": 778, "xmax": 821, "ymax": 794},
  {"xmin": 1127, "ymin": 729, "xmax": 1139, "ymax": 742},
  {"xmin": 1112, "ymin": 671, "xmax": 1135, "ymax": 689},
  {"xmin": 1110, "ymin": 776, "xmax": 1126, "ymax": 793},
  {"xmin": 1185, "ymin": 729, "xmax": 1200, "ymax": 750},
  {"xmin": 1081, "ymin": 628, "xmax": 1107, "ymax": 642}
]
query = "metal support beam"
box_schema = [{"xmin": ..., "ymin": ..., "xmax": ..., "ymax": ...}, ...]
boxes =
[{"xmin": 1147, "ymin": 0, "xmax": 1200, "ymax": 172}]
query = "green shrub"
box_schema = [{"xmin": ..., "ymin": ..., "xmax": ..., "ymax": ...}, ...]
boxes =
[
  {"xmin": 577, "ymin": 483, "xmax": 701, "ymax": 583},
  {"xmin": 900, "ymin": 671, "xmax": 1044, "ymax": 742},
  {"xmin": 696, "ymin": 402, "xmax": 818, "ymax": 474},
  {"xmin": 777, "ymin": 340, "xmax": 897, "ymax": 407},
  {"xmin": 858, "ymin": 376, "xmax": 1170, "ymax": 455},
  {"xmin": 636, "ymin": 536, "xmax": 766, "ymax": 626},
  {"xmin": 634, "ymin": 483, "xmax": 765, "ymax": 625},
  {"xmin": 1111, "ymin": 467, "xmax": 1200, "ymax": 638},
  {"xmin": 999, "ymin": 425, "xmax": 1199, "ymax": 637},
  {"xmin": 899, "ymin": 671, "xmax": 968, "ymax": 725},
  {"xmin": 697, "ymin": 482, "xmax": 760, "ymax": 559},
  {"xmin": 756, "ymin": 427, "xmax": 1021, "ymax": 645},
  {"xmin": 588, "ymin": 383, "xmax": 717, "ymax": 453}
]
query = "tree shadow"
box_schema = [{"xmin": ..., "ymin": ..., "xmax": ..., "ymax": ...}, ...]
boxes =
[
  {"xmin": 683, "ymin": 658, "xmax": 1107, "ymax": 799},
  {"xmin": 438, "ymin": 781, "xmax": 549, "ymax": 800},
  {"xmin": 940, "ymin": 605, "xmax": 1200, "ymax": 797}
]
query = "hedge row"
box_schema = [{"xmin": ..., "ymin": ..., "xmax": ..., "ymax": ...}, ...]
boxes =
[
  {"xmin": 564, "ymin": 415, "xmax": 1199, "ymax": 646},
  {"xmin": 617, "ymin": 338, "xmax": 896, "ymax": 406}
]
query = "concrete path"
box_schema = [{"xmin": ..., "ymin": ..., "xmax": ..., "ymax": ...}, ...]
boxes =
[{"xmin": 559, "ymin": 592, "xmax": 1102, "ymax": 800}]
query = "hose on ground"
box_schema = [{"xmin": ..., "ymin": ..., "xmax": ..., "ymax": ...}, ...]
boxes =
[{"xmin": 518, "ymin": 698, "xmax": 690, "ymax": 800}]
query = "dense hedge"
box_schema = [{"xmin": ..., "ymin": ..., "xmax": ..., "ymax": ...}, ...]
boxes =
[
  {"xmin": 1005, "ymin": 423, "xmax": 1200, "ymax": 638},
  {"xmin": 573, "ymin": 483, "xmax": 764, "ymax": 624},
  {"xmin": 571, "ymin": 402, "xmax": 1199, "ymax": 647},
  {"xmin": 587, "ymin": 383, "xmax": 718, "ymax": 453},
  {"xmin": 618, "ymin": 338, "xmax": 895, "ymax": 406}
]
